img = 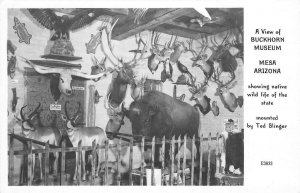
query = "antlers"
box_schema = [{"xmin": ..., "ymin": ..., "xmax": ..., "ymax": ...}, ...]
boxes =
[
  {"xmin": 211, "ymin": 68, "xmax": 236, "ymax": 89},
  {"xmin": 64, "ymin": 101, "xmax": 81, "ymax": 122},
  {"xmin": 20, "ymin": 102, "xmax": 41, "ymax": 121}
]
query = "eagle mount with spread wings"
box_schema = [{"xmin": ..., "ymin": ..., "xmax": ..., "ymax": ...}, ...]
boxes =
[{"xmin": 28, "ymin": 9, "xmax": 104, "ymax": 41}]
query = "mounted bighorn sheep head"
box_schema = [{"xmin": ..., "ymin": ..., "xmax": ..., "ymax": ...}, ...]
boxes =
[{"xmin": 21, "ymin": 57, "xmax": 112, "ymax": 101}]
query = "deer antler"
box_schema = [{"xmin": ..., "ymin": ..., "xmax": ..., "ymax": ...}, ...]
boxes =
[
  {"xmin": 211, "ymin": 68, "xmax": 236, "ymax": 88},
  {"xmin": 127, "ymin": 32, "xmax": 149, "ymax": 67}
]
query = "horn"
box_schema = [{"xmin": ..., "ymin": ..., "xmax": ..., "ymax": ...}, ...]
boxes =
[
  {"xmin": 64, "ymin": 101, "xmax": 70, "ymax": 120},
  {"xmin": 28, "ymin": 102, "xmax": 41, "ymax": 120},
  {"xmin": 20, "ymin": 105, "xmax": 28, "ymax": 120},
  {"xmin": 20, "ymin": 56, "xmax": 62, "ymax": 74},
  {"xmin": 104, "ymin": 93, "xmax": 111, "ymax": 110},
  {"xmin": 73, "ymin": 102, "xmax": 81, "ymax": 120},
  {"xmin": 100, "ymin": 19, "xmax": 123, "ymax": 68},
  {"xmin": 71, "ymin": 69, "xmax": 109, "ymax": 80}
]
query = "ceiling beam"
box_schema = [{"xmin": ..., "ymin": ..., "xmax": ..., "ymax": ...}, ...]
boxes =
[
  {"xmin": 53, "ymin": 8, "xmax": 128, "ymax": 18},
  {"xmin": 167, "ymin": 20, "xmax": 212, "ymax": 35},
  {"xmin": 112, "ymin": 8, "xmax": 193, "ymax": 40},
  {"xmin": 155, "ymin": 23, "xmax": 202, "ymax": 40}
]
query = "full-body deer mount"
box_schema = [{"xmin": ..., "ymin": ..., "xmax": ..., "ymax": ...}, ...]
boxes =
[
  {"xmin": 20, "ymin": 102, "xmax": 61, "ymax": 181},
  {"xmin": 61, "ymin": 101, "xmax": 107, "ymax": 181}
]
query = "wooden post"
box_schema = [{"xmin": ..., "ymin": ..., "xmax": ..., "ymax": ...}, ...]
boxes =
[
  {"xmin": 207, "ymin": 133, "xmax": 212, "ymax": 186},
  {"xmin": 191, "ymin": 135, "xmax": 195, "ymax": 186},
  {"xmin": 116, "ymin": 140, "xmax": 121, "ymax": 186},
  {"xmin": 151, "ymin": 136, "xmax": 155, "ymax": 185},
  {"xmin": 170, "ymin": 136, "xmax": 175, "ymax": 186},
  {"xmin": 215, "ymin": 133, "xmax": 220, "ymax": 174},
  {"xmin": 161, "ymin": 136, "xmax": 165, "ymax": 185},
  {"xmin": 104, "ymin": 140, "xmax": 109, "ymax": 186},
  {"xmin": 199, "ymin": 134, "xmax": 203, "ymax": 185},
  {"xmin": 177, "ymin": 136, "xmax": 181, "ymax": 185},
  {"xmin": 182, "ymin": 135, "xmax": 187, "ymax": 185},
  {"xmin": 77, "ymin": 140, "xmax": 82, "ymax": 185},
  {"xmin": 60, "ymin": 137, "xmax": 66, "ymax": 185},
  {"xmin": 8, "ymin": 135, "xmax": 14, "ymax": 185},
  {"xmin": 44, "ymin": 141, "xmax": 50, "ymax": 185},
  {"xmin": 91, "ymin": 140, "xmax": 96, "ymax": 185},
  {"xmin": 140, "ymin": 136, "xmax": 145, "ymax": 186},
  {"xmin": 27, "ymin": 140, "xmax": 33, "ymax": 186},
  {"xmin": 21, "ymin": 141, "xmax": 28, "ymax": 185},
  {"xmin": 129, "ymin": 137, "xmax": 133, "ymax": 186}
]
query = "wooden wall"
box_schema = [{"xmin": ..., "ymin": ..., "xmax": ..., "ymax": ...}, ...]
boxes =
[{"xmin": 7, "ymin": 8, "xmax": 243, "ymax": 138}]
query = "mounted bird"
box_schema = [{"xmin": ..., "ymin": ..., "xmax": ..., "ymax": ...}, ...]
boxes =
[{"xmin": 27, "ymin": 9, "xmax": 104, "ymax": 41}]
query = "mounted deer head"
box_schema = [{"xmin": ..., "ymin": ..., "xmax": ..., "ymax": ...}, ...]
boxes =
[
  {"xmin": 187, "ymin": 77, "xmax": 211, "ymax": 115},
  {"xmin": 211, "ymin": 68, "xmax": 243, "ymax": 112},
  {"xmin": 187, "ymin": 37, "xmax": 214, "ymax": 80}
]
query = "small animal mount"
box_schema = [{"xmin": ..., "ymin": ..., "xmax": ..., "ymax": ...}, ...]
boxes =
[
  {"xmin": 13, "ymin": 17, "xmax": 32, "ymax": 44},
  {"xmin": 11, "ymin": 88, "xmax": 19, "ymax": 113},
  {"xmin": 211, "ymin": 100, "xmax": 220, "ymax": 116},
  {"xmin": 86, "ymin": 31, "xmax": 102, "ymax": 54},
  {"xmin": 94, "ymin": 90, "xmax": 102, "ymax": 104},
  {"xmin": 7, "ymin": 56, "xmax": 17, "ymax": 79},
  {"xmin": 173, "ymin": 85, "xmax": 185, "ymax": 101},
  {"xmin": 7, "ymin": 40, "xmax": 17, "ymax": 79},
  {"xmin": 91, "ymin": 56, "xmax": 107, "ymax": 75}
]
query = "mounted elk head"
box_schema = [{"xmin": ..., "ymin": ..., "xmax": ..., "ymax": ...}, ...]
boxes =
[
  {"xmin": 21, "ymin": 57, "xmax": 112, "ymax": 101},
  {"xmin": 211, "ymin": 69, "xmax": 243, "ymax": 112},
  {"xmin": 100, "ymin": 23, "xmax": 149, "ymax": 135},
  {"xmin": 187, "ymin": 77, "xmax": 211, "ymax": 115}
]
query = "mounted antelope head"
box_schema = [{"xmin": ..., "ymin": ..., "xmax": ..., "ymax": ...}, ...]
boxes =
[
  {"xmin": 20, "ymin": 56, "xmax": 112, "ymax": 101},
  {"xmin": 187, "ymin": 37, "xmax": 214, "ymax": 80},
  {"xmin": 211, "ymin": 68, "xmax": 243, "ymax": 112},
  {"xmin": 61, "ymin": 101, "xmax": 107, "ymax": 181},
  {"xmin": 187, "ymin": 77, "xmax": 211, "ymax": 115},
  {"xmin": 20, "ymin": 102, "xmax": 61, "ymax": 181}
]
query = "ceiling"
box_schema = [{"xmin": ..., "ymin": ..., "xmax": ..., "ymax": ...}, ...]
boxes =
[{"xmin": 54, "ymin": 8, "xmax": 243, "ymax": 40}]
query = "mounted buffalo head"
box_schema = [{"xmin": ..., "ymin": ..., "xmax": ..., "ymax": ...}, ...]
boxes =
[{"xmin": 22, "ymin": 57, "xmax": 111, "ymax": 101}]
